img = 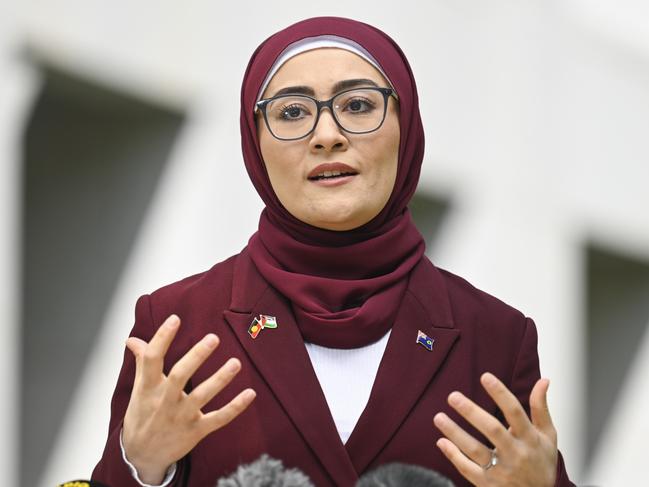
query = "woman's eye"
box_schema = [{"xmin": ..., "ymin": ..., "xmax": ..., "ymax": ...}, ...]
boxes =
[
  {"xmin": 277, "ymin": 104, "xmax": 309, "ymax": 121},
  {"xmin": 343, "ymin": 98, "xmax": 374, "ymax": 113}
]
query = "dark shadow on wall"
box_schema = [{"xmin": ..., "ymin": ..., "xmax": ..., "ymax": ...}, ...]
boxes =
[
  {"xmin": 21, "ymin": 65, "xmax": 185, "ymax": 487},
  {"xmin": 584, "ymin": 244, "xmax": 649, "ymax": 468},
  {"xmin": 409, "ymin": 190, "xmax": 451, "ymax": 254}
]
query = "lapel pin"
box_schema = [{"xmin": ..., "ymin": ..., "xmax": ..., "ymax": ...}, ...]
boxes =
[
  {"xmin": 416, "ymin": 330, "xmax": 434, "ymax": 351},
  {"xmin": 248, "ymin": 314, "xmax": 278, "ymax": 339}
]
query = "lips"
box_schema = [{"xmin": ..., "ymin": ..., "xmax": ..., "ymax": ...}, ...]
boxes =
[{"xmin": 307, "ymin": 162, "xmax": 359, "ymax": 181}]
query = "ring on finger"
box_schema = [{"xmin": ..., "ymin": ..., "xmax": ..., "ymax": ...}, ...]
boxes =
[{"xmin": 482, "ymin": 448, "xmax": 498, "ymax": 470}]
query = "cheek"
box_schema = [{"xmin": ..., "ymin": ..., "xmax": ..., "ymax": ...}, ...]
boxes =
[
  {"xmin": 259, "ymin": 136, "xmax": 306, "ymax": 207},
  {"xmin": 373, "ymin": 123, "xmax": 400, "ymax": 188},
  {"xmin": 385, "ymin": 116, "xmax": 401, "ymax": 160},
  {"xmin": 259, "ymin": 140, "xmax": 285, "ymax": 199},
  {"xmin": 259, "ymin": 127, "xmax": 285, "ymax": 179}
]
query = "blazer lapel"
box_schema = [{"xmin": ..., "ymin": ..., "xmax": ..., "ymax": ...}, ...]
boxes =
[
  {"xmin": 345, "ymin": 258, "xmax": 460, "ymax": 473},
  {"xmin": 223, "ymin": 250, "xmax": 358, "ymax": 486}
]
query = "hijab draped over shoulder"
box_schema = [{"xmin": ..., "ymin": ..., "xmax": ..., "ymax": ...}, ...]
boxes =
[{"xmin": 241, "ymin": 17, "xmax": 426, "ymax": 348}]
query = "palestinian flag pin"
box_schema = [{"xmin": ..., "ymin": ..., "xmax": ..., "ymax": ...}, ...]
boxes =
[{"xmin": 248, "ymin": 314, "xmax": 278, "ymax": 339}]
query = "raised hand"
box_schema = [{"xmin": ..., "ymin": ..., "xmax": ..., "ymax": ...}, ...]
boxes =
[
  {"xmin": 434, "ymin": 373, "xmax": 557, "ymax": 487},
  {"xmin": 122, "ymin": 315, "xmax": 256, "ymax": 485}
]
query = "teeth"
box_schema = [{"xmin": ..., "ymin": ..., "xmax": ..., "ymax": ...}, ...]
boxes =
[{"xmin": 316, "ymin": 170, "xmax": 344, "ymax": 178}]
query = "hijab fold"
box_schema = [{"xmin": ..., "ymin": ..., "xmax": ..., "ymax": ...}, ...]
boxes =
[{"xmin": 240, "ymin": 17, "xmax": 426, "ymax": 348}]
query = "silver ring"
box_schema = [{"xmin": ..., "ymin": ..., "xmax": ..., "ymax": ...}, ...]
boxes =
[{"xmin": 482, "ymin": 448, "xmax": 498, "ymax": 470}]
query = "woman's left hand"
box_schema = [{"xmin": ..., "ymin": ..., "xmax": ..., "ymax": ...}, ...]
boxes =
[{"xmin": 433, "ymin": 373, "xmax": 558, "ymax": 487}]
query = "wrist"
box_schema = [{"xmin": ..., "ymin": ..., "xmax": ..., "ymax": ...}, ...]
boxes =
[
  {"xmin": 134, "ymin": 465, "xmax": 168, "ymax": 486},
  {"xmin": 125, "ymin": 449, "xmax": 171, "ymax": 485},
  {"xmin": 120, "ymin": 428, "xmax": 174, "ymax": 486}
]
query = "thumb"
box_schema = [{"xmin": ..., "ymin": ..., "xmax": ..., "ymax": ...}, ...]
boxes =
[{"xmin": 530, "ymin": 378, "xmax": 557, "ymax": 443}]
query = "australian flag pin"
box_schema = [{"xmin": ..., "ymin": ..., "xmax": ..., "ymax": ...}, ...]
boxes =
[
  {"xmin": 248, "ymin": 314, "xmax": 278, "ymax": 339},
  {"xmin": 416, "ymin": 330, "xmax": 434, "ymax": 351}
]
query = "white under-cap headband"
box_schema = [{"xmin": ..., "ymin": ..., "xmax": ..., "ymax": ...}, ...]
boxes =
[{"xmin": 256, "ymin": 35, "xmax": 395, "ymax": 102}]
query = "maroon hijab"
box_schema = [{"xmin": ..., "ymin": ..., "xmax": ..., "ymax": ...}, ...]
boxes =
[{"xmin": 241, "ymin": 17, "xmax": 426, "ymax": 348}]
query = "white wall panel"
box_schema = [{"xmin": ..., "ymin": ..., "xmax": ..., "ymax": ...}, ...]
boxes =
[{"xmin": 0, "ymin": 4, "xmax": 41, "ymax": 483}]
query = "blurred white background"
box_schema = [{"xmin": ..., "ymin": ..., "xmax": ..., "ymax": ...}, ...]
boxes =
[{"xmin": 1, "ymin": 1, "xmax": 648, "ymax": 485}]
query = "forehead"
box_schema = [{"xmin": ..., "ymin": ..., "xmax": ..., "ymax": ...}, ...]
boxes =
[{"xmin": 262, "ymin": 48, "xmax": 389, "ymax": 98}]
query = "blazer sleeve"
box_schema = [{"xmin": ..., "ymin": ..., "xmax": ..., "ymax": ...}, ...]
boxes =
[
  {"xmin": 91, "ymin": 294, "xmax": 188, "ymax": 487},
  {"xmin": 510, "ymin": 317, "xmax": 575, "ymax": 487}
]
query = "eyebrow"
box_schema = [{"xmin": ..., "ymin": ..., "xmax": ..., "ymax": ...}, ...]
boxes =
[{"xmin": 270, "ymin": 78, "xmax": 380, "ymax": 98}]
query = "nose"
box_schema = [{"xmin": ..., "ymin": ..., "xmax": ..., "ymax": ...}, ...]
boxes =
[{"xmin": 309, "ymin": 109, "xmax": 349, "ymax": 153}]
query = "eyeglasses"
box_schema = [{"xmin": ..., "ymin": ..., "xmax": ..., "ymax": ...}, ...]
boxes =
[{"xmin": 255, "ymin": 87, "xmax": 397, "ymax": 141}]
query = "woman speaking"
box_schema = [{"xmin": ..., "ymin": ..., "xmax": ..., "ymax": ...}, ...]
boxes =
[{"xmin": 92, "ymin": 16, "xmax": 574, "ymax": 487}]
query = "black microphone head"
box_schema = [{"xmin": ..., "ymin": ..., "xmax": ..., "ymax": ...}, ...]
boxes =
[
  {"xmin": 57, "ymin": 481, "xmax": 110, "ymax": 487},
  {"xmin": 216, "ymin": 454, "xmax": 315, "ymax": 487},
  {"xmin": 356, "ymin": 463, "xmax": 455, "ymax": 487}
]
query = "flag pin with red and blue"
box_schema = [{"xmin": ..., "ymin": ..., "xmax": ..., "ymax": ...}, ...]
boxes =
[{"xmin": 416, "ymin": 330, "xmax": 434, "ymax": 351}]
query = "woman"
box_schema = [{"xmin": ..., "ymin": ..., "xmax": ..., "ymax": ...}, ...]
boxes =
[{"xmin": 92, "ymin": 16, "xmax": 574, "ymax": 487}]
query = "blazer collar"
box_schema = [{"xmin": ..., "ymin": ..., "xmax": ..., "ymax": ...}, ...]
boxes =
[
  {"xmin": 227, "ymin": 247, "xmax": 269, "ymax": 313},
  {"xmin": 345, "ymin": 257, "xmax": 460, "ymax": 472},
  {"xmin": 224, "ymin": 248, "xmax": 358, "ymax": 485},
  {"xmin": 224, "ymin": 249, "xmax": 459, "ymax": 479},
  {"xmin": 405, "ymin": 255, "xmax": 455, "ymax": 329}
]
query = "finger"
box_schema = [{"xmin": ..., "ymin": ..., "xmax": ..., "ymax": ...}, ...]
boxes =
[
  {"xmin": 189, "ymin": 357, "xmax": 242, "ymax": 409},
  {"xmin": 140, "ymin": 315, "xmax": 181, "ymax": 386},
  {"xmin": 447, "ymin": 391, "xmax": 512, "ymax": 454},
  {"xmin": 530, "ymin": 378, "xmax": 556, "ymax": 442},
  {"xmin": 436, "ymin": 437, "xmax": 483, "ymax": 486},
  {"xmin": 165, "ymin": 334, "xmax": 220, "ymax": 393},
  {"xmin": 201, "ymin": 388, "xmax": 256, "ymax": 434},
  {"xmin": 480, "ymin": 372, "xmax": 533, "ymax": 438},
  {"xmin": 125, "ymin": 336, "xmax": 148, "ymax": 383},
  {"xmin": 434, "ymin": 412, "xmax": 493, "ymax": 467},
  {"xmin": 125, "ymin": 336, "xmax": 147, "ymax": 359}
]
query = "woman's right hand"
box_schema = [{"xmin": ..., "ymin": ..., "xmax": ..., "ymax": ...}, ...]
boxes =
[{"xmin": 122, "ymin": 314, "xmax": 256, "ymax": 485}]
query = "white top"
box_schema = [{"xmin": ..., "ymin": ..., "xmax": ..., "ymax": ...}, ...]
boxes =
[
  {"xmin": 305, "ymin": 330, "xmax": 391, "ymax": 444},
  {"xmin": 124, "ymin": 330, "xmax": 391, "ymax": 485}
]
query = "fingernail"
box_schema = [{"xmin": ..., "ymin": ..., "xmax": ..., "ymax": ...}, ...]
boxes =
[
  {"xmin": 448, "ymin": 392, "xmax": 463, "ymax": 407},
  {"xmin": 167, "ymin": 315, "xmax": 180, "ymax": 329},
  {"xmin": 243, "ymin": 389, "xmax": 256, "ymax": 400},
  {"xmin": 482, "ymin": 372, "xmax": 496, "ymax": 386},
  {"xmin": 205, "ymin": 334, "xmax": 218, "ymax": 347},
  {"xmin": 226, "ymin": 358, "xmax": 240, "ymax": 372}
]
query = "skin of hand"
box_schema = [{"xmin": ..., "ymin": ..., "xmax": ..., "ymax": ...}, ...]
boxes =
[
  {"xmin": 433, "ymin": 372, "xmax": 558, "ymax": 487},
  {"xmin": 121, "ymin": 314, "xmax": 256, "ymax": 485}
]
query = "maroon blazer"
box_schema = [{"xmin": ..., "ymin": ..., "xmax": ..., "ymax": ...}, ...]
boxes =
[{"xmin": 92, "ymin": 248, "xmax": 574, "ymax": 487}]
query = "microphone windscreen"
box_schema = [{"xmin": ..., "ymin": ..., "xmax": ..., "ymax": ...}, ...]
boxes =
[
  {"xmin": 356, "ymin": 463, "xmax": 455, "ymax": 487},
  {"xmin": 216, "ymin": 454, "xmax": 315, "ymax": 487},
  {"xmin": 57, "ymin": 481, "xmax": 111, "ymax": 487}
]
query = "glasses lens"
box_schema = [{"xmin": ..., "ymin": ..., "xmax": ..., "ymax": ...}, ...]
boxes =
[
  {"xmin": 333, "ymin": 89, "xmax": 386, "ymax": 133},
  {"xmin": 265, "ymin": 96, "xmax": 318, "ymax": 140}
]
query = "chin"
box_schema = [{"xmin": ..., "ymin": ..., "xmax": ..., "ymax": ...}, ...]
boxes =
[{"xmin": 305, "ymin": 209, "xmax": 375, "ymax": 232}]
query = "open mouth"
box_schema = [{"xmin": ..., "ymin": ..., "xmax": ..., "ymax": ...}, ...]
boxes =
[{"xmin": 308, "ymin": 170, "xmax": 358, "ymax": 181}]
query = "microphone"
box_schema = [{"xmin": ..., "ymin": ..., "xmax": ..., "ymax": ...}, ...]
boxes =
[
  {"xmin": 57, "ymin": 481, "xmax": 111, "ymax": 487},
  {"xmin": 216, "ymin": 454, "xmax": 315, "ymax": 487},
  {"xmin": 215, "ymin": 455, "xmax": 454, "ymax": 487},
  {"xmin": 356, "ymin": 463, "xmax": 455, "ymax": 487}
]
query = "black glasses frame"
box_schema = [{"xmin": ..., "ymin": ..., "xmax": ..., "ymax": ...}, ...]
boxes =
[{"xmin": 255, "ymin": 86, "xmax": 397, "ymax": 141}]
